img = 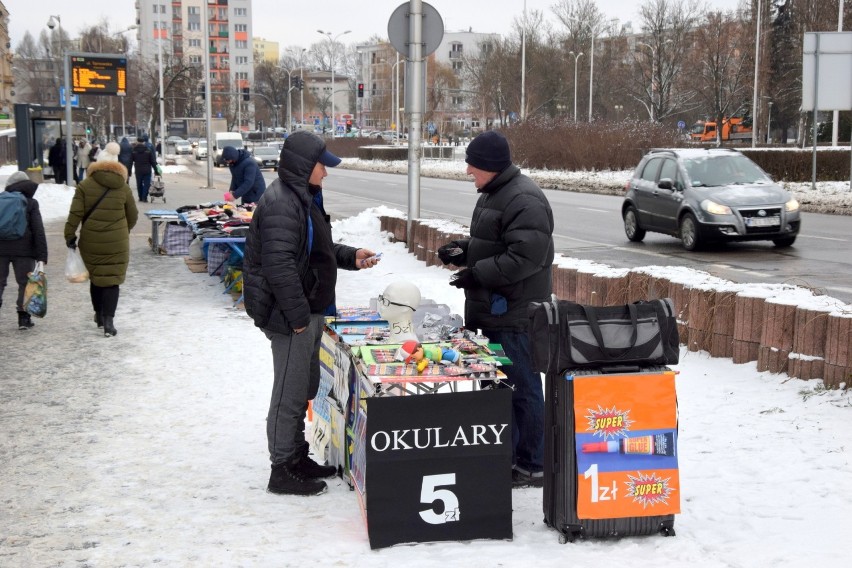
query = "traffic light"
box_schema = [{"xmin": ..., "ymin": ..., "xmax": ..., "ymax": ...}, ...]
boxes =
[
  {"xmin": 357, "ymin": 83, "xmax": 364, "ymax": 98},
  {"xmin": 199, "ymin": 83, "xmax": 205, "ymax": 100},
  {"xmin": 293, "ymin": 77, "xmax": 303, "ymax": 91},
  {"xmin": 346, "ymin": 119, "xmax": 352, "ymax": 133},
  {"xmin": 242, "ymin": 87, "xmax": 250, "ymax": 101}
]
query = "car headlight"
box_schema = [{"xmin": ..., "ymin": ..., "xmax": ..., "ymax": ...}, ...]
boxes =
[
  {"xmin": 785, "ymin": 198, "xmax": 800, "ymax": 212},
  {"xmin": 701, "ymin": 199, "xmax": 732, "ymax": 215}
]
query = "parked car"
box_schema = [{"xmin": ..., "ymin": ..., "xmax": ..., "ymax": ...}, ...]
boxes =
[
  {"xmin": 174, "ymin": 140, "xmax": 192, "ymax": 155},
  {"xmin": 194, "ymin": 139, "xmax": 208, "ymax": 160},
  {"xmin": 166, "ymin": 135, "xmax": 185, "ymax": 144},
  {"xmin": 622, "ymin": 148, "xmax": 801, "ymax": 250},
  {"xmin": 252, "ymin": 146, "xmax": 280, "ymax": 169}
]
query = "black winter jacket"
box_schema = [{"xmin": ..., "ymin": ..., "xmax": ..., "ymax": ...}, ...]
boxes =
[
  {"xmin": 243, "ymin": 132, "xmax": 358, "ymax": 334},
  {"xmin": 228, "ymin": 149, "xmax": 266, "ymax": 204},
  {"xmin": 455, "ymin": 164, "xmax": 554, "ymax": 331},
  {"xmin": 129, "ymin": 143, "xmax": 157, "ymax": 178},
  {"xmin": 0, "ymin": 180, "xmax": 48, "ymax": 263}
]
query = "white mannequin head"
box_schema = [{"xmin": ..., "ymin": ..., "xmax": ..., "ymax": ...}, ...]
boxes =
[{"xmin": 378, "ymin": 281, "xmax": 421, "ymax": 343}]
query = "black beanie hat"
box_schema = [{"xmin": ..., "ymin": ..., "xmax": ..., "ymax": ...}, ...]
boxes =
[{"xmin": 465, "ymin": 130, "xmax": 511, "ymax": 172}]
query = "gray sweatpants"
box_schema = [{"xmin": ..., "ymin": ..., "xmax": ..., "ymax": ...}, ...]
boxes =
[{"xmin": 265, "ymin": 313, "xmax": 325, "ymax": 466}]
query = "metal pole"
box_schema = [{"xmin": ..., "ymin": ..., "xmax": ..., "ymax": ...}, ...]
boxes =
[
  {"xmin": 287, "ymin": 73, "xmax": 292, "ymax": 133},
  {"xmin": 588, "ymin": 29, "xmax": 594, "ymax": 122},
  {"xmin": 407, "ymin": 0, "xmax": 423, "ymax": 241},
  {"xmin": 832, "ymin": 0, "xmax": 844, "ymax": 146},
  {"xmin": 300, "ymin": 53, "xmax": 305, "ymax": 125},
  {"xmin": 202, "ymin": 5, "xmax": 214, "ymax": 188},
  {"xmin": 811, "ymin": 33, "xmax": 820, "ymax": 192},
  {"xmin": 121, "ymin": 95, "xmax": 126, "ymax": 137},
  {"xmin": 63, "ymin": 48, "xmax": 74, "ymax": 186},
  {"xmin": 520, "ymin": 0, "xmax": 526, "ymax": 122},
  {"xmin": 157, "ymin": 9, "xmax": 166, "ymax": 155},
  {"xmin": 751, "ymin": 0, "xmax": 761, "ymax": 148}
]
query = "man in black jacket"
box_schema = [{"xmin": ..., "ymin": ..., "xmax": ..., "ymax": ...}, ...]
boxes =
[
  {"xmin": 243, "ymin": 131, "xmax": 379, "ymax": 496},
  {"xmin": 437, "ymin": 130, "xmax": 555, "ymax": 488},
  {"xmin": 0, "ymin": 171, "xmax": 49, "ymax": 329},
  {"xmin": 129, "ymin": 136, "xmax": 158, "ymax": 202}
]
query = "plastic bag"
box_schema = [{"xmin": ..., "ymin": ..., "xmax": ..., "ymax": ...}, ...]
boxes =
[
  {"xmin": 23, "ymin": 261, "xmax": 47, "ymax": 318},
  {"xmin": 65, "ymin": 246, "xmax": 89, "ymax": 283}
]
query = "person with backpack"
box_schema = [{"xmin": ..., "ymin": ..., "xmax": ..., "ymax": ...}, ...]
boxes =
[
  {"xmin": 0, "ymin": 171, "xmax": 48, "ymax": 330},
  {"xmin": 76, "ymin": 139, "xmax": 92, "ymax": 182}
]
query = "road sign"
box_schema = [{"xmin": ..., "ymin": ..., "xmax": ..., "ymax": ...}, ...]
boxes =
[
  {"xmin": 388, "ymin": 1, "xmax": 444, "ymax": 57},
  {"xmin": 677, "ymin": 120, "xmax": 686, "ymax": 130},
  {"xmin": 59, "ymin": 87, "xmax": 80, "ymax": 107}
]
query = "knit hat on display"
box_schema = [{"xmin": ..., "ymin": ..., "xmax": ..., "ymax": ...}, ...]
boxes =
[
  {"xmin": 465, "ymin": 130, "xmax": 512, "ymax": 173},
  {"xmin": 5, "ymin": 170, "xmax": 31, "ymax": 187},
  {"xmin": 98, "ymin": 142, "xmax": 121, "ymax": 162}
]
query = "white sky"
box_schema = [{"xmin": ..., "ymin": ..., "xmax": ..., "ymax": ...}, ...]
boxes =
[
  {"xmin": 2, "ymin": 161, "xmax": 851, "ymax": 564},
  {"xmin": 5, "ymin": 0, "xmax": 745, "ymax": 53}
]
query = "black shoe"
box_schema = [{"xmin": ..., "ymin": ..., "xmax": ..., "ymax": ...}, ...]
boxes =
[
  {"xmin": 102, "ymin": 316, "xmax": 117, "ymax": 337},
  {"xmin": 267, "ymin": 462, "xmax": 327, "ymax": 496},
  {"xmin": 512, "ymin": 467, "xmax": 544, "ymax": 488},
  {"xmin": 17, "ymin": 311, "xmax": 34, "ymax": 330},
  {"xmin": 94, "ymin": 312, "xmax": 103, "ymax": 328},
  {"xmin": 292, "ymin": 455, "xmax": 337, "ymax": 479}
]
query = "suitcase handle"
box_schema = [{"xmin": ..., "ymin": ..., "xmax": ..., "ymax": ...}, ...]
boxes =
[{"xmin": 581, "ymin": 303, "xmax": 639, "ymax": 360}]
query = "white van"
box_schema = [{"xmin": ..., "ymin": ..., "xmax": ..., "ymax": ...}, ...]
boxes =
[{"xmin": 213, "ymin": 132, "xmax": 244, "ymax": 167}]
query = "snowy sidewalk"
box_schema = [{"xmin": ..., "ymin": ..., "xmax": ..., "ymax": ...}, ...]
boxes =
[{"xmin": 1, "ymin": 169, "xmax": 851, "ymax": 566}]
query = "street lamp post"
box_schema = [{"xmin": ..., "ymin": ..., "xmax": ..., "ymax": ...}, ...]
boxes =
[
  {"xmin": 392, "ymin": 55, "xmax": 405, "ymax": 144},
  {"xmin": 751, "ymin": 0, "xmax": 762, "ymax": 148},
  {"xmin": 614, "ymin": 104, "xmax": 624, "ymax": 121},
  {"xmin": 637, "ymin": 40, "xmax": 671, "ymax": 122},
  {"xmin": 317, "ymin": 29, "xmax": 351, "ymax": 136},
  {"xmin": 767, "ymin": 101, "xmax": 773, "ymax": 144},
  {"xmin": 568, "ymin": 51, "xmax": 583, "ymax": 122},
  {"xmin": 155, "ymin": 8, "xmax": 167, "ymax": 154},
  {"xmin": 47, "ymin": 14, "xmax": 74, "ymax": 185}
]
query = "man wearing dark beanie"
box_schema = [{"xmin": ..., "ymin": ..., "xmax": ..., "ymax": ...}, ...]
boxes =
[{"xmin": 437, "ymin": 129, "xmax": 555, "ymax": 488}]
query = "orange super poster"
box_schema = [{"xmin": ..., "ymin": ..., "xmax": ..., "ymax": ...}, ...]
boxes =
[{"xmin": 572, "ymin": 371, "xmax": 681, "ymax": 520}]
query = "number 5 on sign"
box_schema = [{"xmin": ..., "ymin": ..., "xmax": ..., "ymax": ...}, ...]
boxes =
[{"xmin": 419, "ymin": 474, "xmax": 460, "ymax": 525}]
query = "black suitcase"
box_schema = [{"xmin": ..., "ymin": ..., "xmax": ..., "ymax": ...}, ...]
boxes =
[{"xmin": 543, "ymin": 365, "xmax": 678, "ymax": 543}]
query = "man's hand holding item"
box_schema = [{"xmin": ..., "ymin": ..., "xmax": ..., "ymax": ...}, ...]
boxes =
[
  {"xmin": 449, "ymin": 268, "xmax": 478, "ymax": 289},
  {"xmin": 356, "ymin": 248, "xmax": 381, "ymax": 269},
  {"xmin": 437, "ymin": 241, "xmax": 464, "ymax": 265}
]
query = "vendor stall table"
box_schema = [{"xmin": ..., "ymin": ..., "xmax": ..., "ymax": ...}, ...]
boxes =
[
  {"xmin": 313, "ymin": 322, "xmax": 513, "ymax": 549},
  {"xmin": 144, "ymin": 210, "xmax": 180, "ymax": 253}
]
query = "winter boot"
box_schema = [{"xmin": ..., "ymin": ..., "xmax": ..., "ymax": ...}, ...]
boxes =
[
  {"xmin": 94, "ymin": 311, "xmax": 103, "ymax": 328},
  {"xmin": 18, "ymin": 311, "xmax": 34, "ymax": 330},
  {"xmin": 292, "ymin": 452, "xmax": 337, "ymax": 479},
  {"xmin": 102, "ymin": 316, "xmax": 117, "ymax": 337},
  {"xmin": 267, "ymin": 462, "xmax": 327, "ymax": 496}
]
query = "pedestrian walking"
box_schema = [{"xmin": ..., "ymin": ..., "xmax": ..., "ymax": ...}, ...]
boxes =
[
  {"xmin": 128, "ymin": 136, "xmax": 158, "ymax": 203},
  {"xmin": 0, "ymin": 171, "xmax": 48, "ymax": 329},
  {"xmin": 64, "ymin": 142, "xmax": 138, "ymax": 337}
]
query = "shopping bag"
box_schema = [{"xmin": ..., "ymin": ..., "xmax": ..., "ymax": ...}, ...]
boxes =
[
  {"xmin": 23, "ymin": 261, "xmax": 47, "ymax": 318},
  {"xmin": 65, "ymin": 246, "xmax": 89, "ymax": 283}
]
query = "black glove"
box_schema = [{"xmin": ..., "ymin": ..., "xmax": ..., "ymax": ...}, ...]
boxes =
[
  {"xmin": 450, "ymin": 268, "xmax": 478, "ymax": 289},
  {"xmin": 66, "ymin": 237, "xmax": 77, "ymax": 250},
  {"xmin": 438, "ymin": 241, "xmax": 464, "ymax": 265}
]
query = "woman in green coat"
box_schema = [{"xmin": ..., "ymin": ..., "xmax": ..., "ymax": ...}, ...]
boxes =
[{"xmin": 64, "ymin": 142, "xmax": 138, "ymax": 337}]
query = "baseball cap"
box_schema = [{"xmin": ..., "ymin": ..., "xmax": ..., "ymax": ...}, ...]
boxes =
[{"xmin": 318, "ymin": 148, "xmax": 341, "ymax": 168}]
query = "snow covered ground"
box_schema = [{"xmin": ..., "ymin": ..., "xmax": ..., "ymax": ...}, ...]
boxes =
[{"xmin": 1, "ymin": 165, "xmax": 851, "ymax": 566}]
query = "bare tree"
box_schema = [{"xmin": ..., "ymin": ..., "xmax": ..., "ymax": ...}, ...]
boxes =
[
  {"xmin": 685, "ymin": 9, "xmax": 753, "ymax": 144},
  {"xmin": 12, "ymin": 31, "xmax": 58, "ymax": 107}
]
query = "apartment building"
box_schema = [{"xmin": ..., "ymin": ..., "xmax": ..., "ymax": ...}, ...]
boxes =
[
  {"xmin": 0, "ymin": 0, "xmax": 13, "ymax": 129},
  {"xmin": 356, "ymin": 30, "xmax": 498, "ymax": 134},
  {"xmin": 136, "ymin": 0, "xmax": 254, "ymax": 129}
]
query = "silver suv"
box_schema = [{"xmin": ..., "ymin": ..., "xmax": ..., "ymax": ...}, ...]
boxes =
[{"xmin": 622, "ymin": 148, "xmax": 801, "ymax": 250}]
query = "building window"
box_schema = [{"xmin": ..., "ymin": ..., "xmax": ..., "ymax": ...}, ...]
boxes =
[
  {"xmin": 234, "ymin": 24, "xmax": 247, "ymax": 32},
  {"xmin": 187, "ymin": 6, "xmax": 199, "ymax": 15},
  {"xmin": 153, "ymin": 4, "xmax": 165, "ymax": 14},
  {"xmin": 187, "ymin": 22, "xmax": 200, "ymax": 31},
  {"xmin": 235, "ymin": 56, "xmax": 248, "ymax": 65},
  {"xmin": 188, "ymin": 38, "xmax": 201, "ymax": 47},
  {"xmin": 189, "ymin": 55, "xmax": 201, "ymax": 64},
  {"xmin": 235, "ymin": 8, "xmax": 247, "ymax": 16},
  {"xmin": 452, "ymin": 61, "xmax": 462, "ymax": 72},
  {"xmin": 235, "ymin": 40, "xmax": 247, "ymax": 49}
]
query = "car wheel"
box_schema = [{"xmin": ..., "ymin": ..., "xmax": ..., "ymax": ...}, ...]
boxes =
[
  {"xmin": 679, "ymin": 213, "xmax": 702, "ymax": 251},
  {"xmin": 773, "ymin": 236, "xmax": 796, "ymax": 248},
  {"xmin": 623, "ymin": 206, "xmax": 646, "ymax": 242}
]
